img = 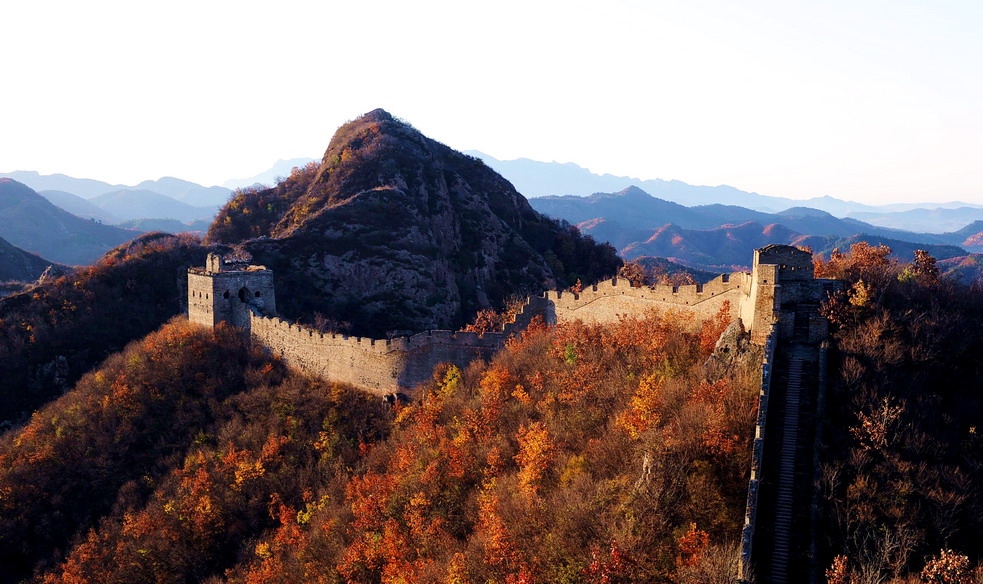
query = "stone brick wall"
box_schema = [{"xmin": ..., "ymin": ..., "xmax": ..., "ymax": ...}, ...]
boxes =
[
  {"xmin": 249, "ymin": 311, "xmax": 508, "ymax": 395},
  {"xmin": 739, "ymin": 324, "xmax": 777, "ymax": 577},
  {"xmin": 188, "ymin": 245, "xmax": 827, "ymax": 396}
]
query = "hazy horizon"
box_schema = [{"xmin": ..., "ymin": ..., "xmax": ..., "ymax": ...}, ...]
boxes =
[{"xmin": 3, "ymin": 0, "xmax": 981, "ymax": 205}]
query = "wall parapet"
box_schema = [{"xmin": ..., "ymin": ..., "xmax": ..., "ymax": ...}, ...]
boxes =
[
  {"xmin": 546, "ymin": 272, "xmax": 752, "ymax": 329},
  {"xmin": 546, "ymin": 273, "xmax": 749, "ymax": 305},
  {"xmin": 739, "ymin": 324, "xmax": 777, "ymax": 579}
]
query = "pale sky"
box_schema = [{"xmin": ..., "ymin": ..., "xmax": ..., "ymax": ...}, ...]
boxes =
[{"xmin": 2, "ymin": 0, "xmax": 981, "ymax": 204}]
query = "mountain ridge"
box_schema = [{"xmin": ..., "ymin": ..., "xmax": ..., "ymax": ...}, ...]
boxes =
[
  {"xmin": 0, "ymin": 234, "xmax": 55, "ymax": 283},
  {"xmin": 467, "ymin": 150, "xmax": 983, "ymax": 219},
  {"xmin": 91, "ymin": 189, "xmax": 218, "ymax": 222}
]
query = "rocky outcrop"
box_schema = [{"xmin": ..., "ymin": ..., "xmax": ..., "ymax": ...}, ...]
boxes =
[{"xmin": 208, "ymin": 109, "xmax": 620, "ymax": 337}]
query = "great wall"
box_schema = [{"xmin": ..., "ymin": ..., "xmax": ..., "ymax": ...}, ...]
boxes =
[{"xmin": 187, "ymin": 244, "xmax": 842, "ymax": 584}]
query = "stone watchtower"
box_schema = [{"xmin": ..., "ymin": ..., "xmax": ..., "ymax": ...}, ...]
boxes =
[
  {"xmin": 740, "ymin": 245, "xmax": 819, "ymax": 344},
  {"xmin": 188, "ymin": 253, "xmax": 276, "ymax": 329}
]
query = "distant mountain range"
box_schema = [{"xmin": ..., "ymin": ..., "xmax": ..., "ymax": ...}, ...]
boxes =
[
  {"xmin": 530, "ymin": 186, "xmax": 924, "ymax": 239},
  {"xmin": 0, "ymin": 171, "xmax": 233, "ymax": 207},
  {"xmin": 116, "ymin": 218, "xmax": 212, "ymax": 235},
  {"xmin": 88, "ymin": 190, "xmax": 216, "ymax": 223},
  {"xmin": 528, "ymin": 186, "xmax": 981, "ymax": 272},
  {"xmin": 131, "ymin": 177, "xmax": 232, "ymax": 207},
  {"xmin": 0, "ymin": 179, "xmax": 137, "ymax": 265},
  {"xmin": 1, "ymin": 172, "xmax": 228, "ymax": 235},
  {"xmin": 848, "ymin": 207, "xmax": 983, "ymax": 234},
  {"xmin": 468, "ymin": 151, "xmax": 983, "ymax": 233},
  {"xmin": 8, "ymin": 156, "xmax": 983, "ymax": 234}
]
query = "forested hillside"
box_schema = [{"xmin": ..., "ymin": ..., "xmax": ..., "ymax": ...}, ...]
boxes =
[
  {"xmin": 4, "ymin": 305, "xmax": 759, "ymax": 583},
  {"xmin": 815, "ymin": 244, "xmax": 983, "ymax": 582},
  {"xmin": 0, "ymin": 232, "xmax": 206, "ymax": 424}
]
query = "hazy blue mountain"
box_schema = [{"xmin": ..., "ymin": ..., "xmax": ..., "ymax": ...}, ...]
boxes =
[
  {"xmin": 467, "ymin": 151, "xmax": 983, "ymax": 221},
  {"xmin": 0, "ymin": 179, "xmax": 137, "ymax": 265},
  {"xmin": 222, "ymin": 158, "xmax": 318, "ymax": 190},
  {"xmin": 532, "ymin": 186, "xmax": 707, "ymax": 228},
  {"xmin": 39, "ymin": 190, "xmax": 119, "ymax": 224},
  {"xmin": 530, "ymin": 187, "xmax": 950, "ymax": 245},
  {"xmin": 0, "ymin": 171, "xmax": 120, "ymax": 199},
  {"xmin": 134, "ymin": 177, "xmax": 232, "ymax": 207},
  {"xmin": 1, "ymin": 171, "xmax": 232, "ymax": 207},
  {"xmin": 465, "ymin": 150, "xmax": 796, "ymax": 210},
  {"xmin": 848, "ymin": 207, "xmax": 983, "ymax": 234},
  {"xmin": 91, "ymin": 190, "xmax": 218, "ymax": 223}
]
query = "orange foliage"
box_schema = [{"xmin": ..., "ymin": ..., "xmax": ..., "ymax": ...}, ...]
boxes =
[
  {"xmin": 479, "ymin": 365, "xmax": 515, "ymax": 427},
  {"xmin": 617, "ymin": 373, "xmax": 663, "ymax": 439},
  {"xmin": 514, "ymin": 422, "xmax": 556, "ymax": 499},
  {"xmin": 30, "ymin": 307, "xmax": 763, "ymax": 584},
  {"xmin": 477, "ymin": 480, "xmax": 521, "ymax": 571},
  {"xmin": 814, "ymin": 241, "xmax": 893, "ymax": 282}
]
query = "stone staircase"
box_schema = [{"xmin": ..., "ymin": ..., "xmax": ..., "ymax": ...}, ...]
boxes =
[
  {"xmin": 750, "ymin": 304, "xmax": 824, "ymax": 583},
  {"xmin": 770, "ymin": 356, "xmax": 802, "ymax": 581}
]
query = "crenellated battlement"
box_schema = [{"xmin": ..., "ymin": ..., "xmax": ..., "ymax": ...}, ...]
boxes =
[
  {"xmin": 545, "ymin": 272, "xmax": 749, "ymax": 304},
  {"xmin": 545, "ymin": 272, "xmax": 753, "ymax": 329},
  {"xmin": 188, "ymin": 245, "xmax": 829, "ymax": 395}
]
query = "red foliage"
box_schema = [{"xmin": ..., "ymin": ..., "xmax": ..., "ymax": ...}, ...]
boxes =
[
  {"xmin": 675, "ymin": 522, "xmax": 710, "ymax": 569},
  {"xmin": 584, "ymin": 541, "xmax": 637, "ymax": 584}
]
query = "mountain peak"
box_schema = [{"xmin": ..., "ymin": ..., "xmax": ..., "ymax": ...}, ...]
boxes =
[
  {"xmin": 361, "ymin": 108, "xmax": 395, "ymax": 123},
  {"xmin": 778, "ymin": 206, "xmax": 833, "ymax": 219},
  {"xmin": 206, "ymin": 111, "xmax": 620, "ymax": 336},
  {"xmin": 617, "ymin": 186, "xmax": 651, "ymax": 198}
]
